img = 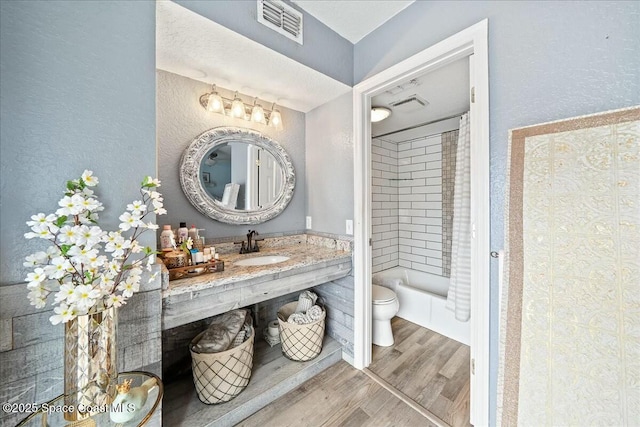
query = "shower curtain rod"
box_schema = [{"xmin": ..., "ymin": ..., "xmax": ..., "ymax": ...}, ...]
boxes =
[{"xmin": 372, "ymin": 111, "xmax": 466, "ymax": 140}]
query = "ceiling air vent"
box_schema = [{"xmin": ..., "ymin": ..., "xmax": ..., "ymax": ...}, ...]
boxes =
[
  {"xmin": 257, "ymin": 0, "xmax": 303, "ymax": 45},
  {"xmin": 389, "ymin": 94, "xmax": 430, "ymax": 113}
]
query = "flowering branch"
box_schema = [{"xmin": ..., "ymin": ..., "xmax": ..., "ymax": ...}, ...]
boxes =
[{"xmin": 23, "ymin": 171, "xmax": 166, "ymax": 324}]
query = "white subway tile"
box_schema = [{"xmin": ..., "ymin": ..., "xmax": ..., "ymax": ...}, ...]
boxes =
[{"xmin": 426, "ymin": 258, "xmax": 443, "ymax": 268}]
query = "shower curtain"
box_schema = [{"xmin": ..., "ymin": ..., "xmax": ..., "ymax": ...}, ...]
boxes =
[{"xmin": 446, "ymin": 112, "xmax": 471, "ymax": 321}]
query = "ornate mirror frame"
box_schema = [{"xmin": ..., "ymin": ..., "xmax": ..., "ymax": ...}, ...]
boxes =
[{"xmin": 179, "ymin": 127, "xmax": 295, "ymax": 224}]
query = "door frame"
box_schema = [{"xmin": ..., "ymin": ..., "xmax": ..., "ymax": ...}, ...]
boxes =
[{"xmin": 352, "ymin": 19, "xmax": 490, "ymax": 425}]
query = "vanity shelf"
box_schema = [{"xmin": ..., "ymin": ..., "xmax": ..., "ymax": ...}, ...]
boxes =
[{"xmin": 163, "ymin": 336, "xmax": 342, "ymax": 426}]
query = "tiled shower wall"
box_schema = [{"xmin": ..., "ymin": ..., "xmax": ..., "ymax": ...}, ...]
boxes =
[
  {"xmin": 371, "ymin": 123, "xmax": 459, "ymax": 277},
  {"xmin": 371, "ymin": 138, "xmax": 399, "ymax": 273},
  {"xmin": 397, "ymin": 135, "xmax": 444, "ymax": 275}
]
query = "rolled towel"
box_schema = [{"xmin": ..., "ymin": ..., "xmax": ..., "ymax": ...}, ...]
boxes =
[
  {"xmin": 192, "ymin": 309, "xmax": 249, "ymax": 353},
  {"xmin": 287, "ymin": 312, "xmax": 309, "ymax": 324},
  {"xmin": 306, "ymin": 305, "xmax": 323, "ymax": 321},
  {"xmin": 295, "ymin": 290, "xmax": 318, "ymax": 313}
]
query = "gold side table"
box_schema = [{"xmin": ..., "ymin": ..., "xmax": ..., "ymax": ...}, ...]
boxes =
[{"xmin": 16, "ymin": 371, "xmax": 163, "ymax": 427}]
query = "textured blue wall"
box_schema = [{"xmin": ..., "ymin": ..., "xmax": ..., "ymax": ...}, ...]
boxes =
[
  {"xmin": 354, "ymin": 1, "xmax": 640, "ymax": 422},
  {"xmin": 0, "ymin": 1, "xmax": 157, "ymax": 285}
]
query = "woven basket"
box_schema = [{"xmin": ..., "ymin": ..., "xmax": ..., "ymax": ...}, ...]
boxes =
[
  {"xmin": 190, "ymin": 325, "xmax": 254, "ymax": 404},
  {"xmin": 277, "ymin": 302, "xmax": 325, "ymax": 361}
]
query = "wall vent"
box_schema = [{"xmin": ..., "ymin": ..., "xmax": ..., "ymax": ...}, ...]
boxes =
[{"xmin": 257, "ymin": 0, "xmax": 303, "ymax": 45}]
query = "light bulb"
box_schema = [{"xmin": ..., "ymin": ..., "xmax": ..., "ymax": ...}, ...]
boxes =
[
  {"xmin": 230, "ymin": 91, "xmax": 245, "ymax": 119},
  {"xmin": 206, "ymin": 87, "xmax": 225, "ymax": 114},
  {"xmin": 251, "ymin": 99, "xmax": 265, "ymax": 123},
  {"xmin": 269, "ymin": 106, "xmax": 283, "ymax": 131}
]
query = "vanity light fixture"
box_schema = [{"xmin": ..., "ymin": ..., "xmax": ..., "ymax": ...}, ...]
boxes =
[
  {"xmin": 199, "ymin": 85, "xmax": 285, "ymax": 130},
  {"xmin": 371, "ymin": 106, "xmax": 392, "ymax": 123}
]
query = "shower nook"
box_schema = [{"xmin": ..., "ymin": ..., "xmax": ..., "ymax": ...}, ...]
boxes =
[
  {"xmin": 370, "ymin": 112, "xmax": 471, "ymax": 347},
  {"xmin": 353, "ymin": 20, "xmax": 490, "ymax": 426}
]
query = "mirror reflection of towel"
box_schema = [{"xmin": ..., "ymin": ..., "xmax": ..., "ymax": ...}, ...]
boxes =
[{"xmin": 221, "ymin": 183, "xmax": 240, "ymax": 208}]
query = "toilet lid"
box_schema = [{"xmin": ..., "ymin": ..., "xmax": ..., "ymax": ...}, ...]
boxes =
[{"xmin": 372, "ymin": 285, "xmax": 396, "ymax": 303}]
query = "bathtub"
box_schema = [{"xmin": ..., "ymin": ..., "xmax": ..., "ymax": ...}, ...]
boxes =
[{"xmin": 372, "ymin": 267, "xmax": 470, "ymax": 346}]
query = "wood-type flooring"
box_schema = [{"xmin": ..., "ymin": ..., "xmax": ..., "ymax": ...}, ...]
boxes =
[{"xmin": 240, "ymin": 317, "xmax": 470, "ymax": 427}]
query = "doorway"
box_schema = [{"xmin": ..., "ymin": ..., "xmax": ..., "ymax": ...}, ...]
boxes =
[{"xmin": 352, "ymin": 20, "xmax": 490, "ymax": 425}]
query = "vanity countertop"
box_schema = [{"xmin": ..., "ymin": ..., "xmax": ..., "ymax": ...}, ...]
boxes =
[
  {"xmin": 163, "ymin": 244, "xmax": 352, "ymax": 298},
  {"xmin": 161, "ymin": 235, "xmax": 353, "ymax": 330}
]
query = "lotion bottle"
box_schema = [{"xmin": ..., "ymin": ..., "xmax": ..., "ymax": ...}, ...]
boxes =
[
  {"xmin": 177, "ymin": 222, "xmax": 188, "ymax": 244},
  {"xmin": 160, "ymin": 225, "xmax": 174, "ymax": 251}
]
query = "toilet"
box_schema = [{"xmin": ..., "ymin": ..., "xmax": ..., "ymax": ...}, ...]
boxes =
[{"xmin": 372, "ymin": 284, "xmax": 399, "ymax": 347}]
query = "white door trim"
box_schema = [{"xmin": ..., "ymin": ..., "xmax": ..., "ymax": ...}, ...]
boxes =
[{"xmin": 352, "ymin": 19, "xmax": 490, "ymax": 426}]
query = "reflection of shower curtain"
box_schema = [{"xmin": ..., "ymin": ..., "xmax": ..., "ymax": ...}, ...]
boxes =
[{"xmin": 446, "ymin": 112, "xmax": 471, "ymax": 321}]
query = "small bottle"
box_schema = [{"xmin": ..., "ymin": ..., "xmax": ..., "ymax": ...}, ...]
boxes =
[
  {"xmin": 188, "ymin": 224, "xmax": 198, "ymax": 242},
  {"xmin": 177, "ymin": 222, "xmax": 188, "ymax": 244},
  {"xmin": 160, "ymin": 225, "xmax": 174, "ymax": 251}
]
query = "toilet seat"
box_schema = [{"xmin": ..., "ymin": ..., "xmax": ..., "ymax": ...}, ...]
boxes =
[{"xmin": 372, "ymin": 284, "xmax": 396, "ymax": 304}]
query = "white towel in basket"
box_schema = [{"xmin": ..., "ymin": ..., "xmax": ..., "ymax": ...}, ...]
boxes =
[{"xmin": 295, "ymin": 290, "xmax": 317, "ymax": 313}]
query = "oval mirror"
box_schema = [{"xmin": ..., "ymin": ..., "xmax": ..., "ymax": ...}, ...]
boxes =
[{"xmin": 180, "ymin": 127, "xmax": 295, "ymax": 224}]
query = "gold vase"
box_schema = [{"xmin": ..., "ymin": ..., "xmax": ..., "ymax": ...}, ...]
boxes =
[{"xmin": 64, "ymin": 306, "xmax": 118, "ymax": 421}]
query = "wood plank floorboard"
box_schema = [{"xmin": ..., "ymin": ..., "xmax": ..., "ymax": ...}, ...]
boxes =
[
  {"xmin": 238, "ymin": 360, "xmax": 438, "ymax": 427},
  {"xmin": 369, "ymin": 317, "xmax": 471, "ymax": 427}
]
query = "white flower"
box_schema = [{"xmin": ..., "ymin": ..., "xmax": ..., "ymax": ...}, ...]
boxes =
[
  {"xmin": 73, "ymin": 285, "xmax": 100, "ymax": 312},
  {"xmin": 105, "ymin": 236, "xmax": 131, "ymax": 258},
  {"xmin": 54, "ymin": 283, "xmax": 77, "ymax": 304},
  {"xmin": 130, "ymin": 240, "xmax": 142, "ymax": 254},
  {"xmin": 44, "ymin": 256, "xmax": 71, "ymax": 280},
  {"xmin": 46, "ymin": 246, "xmax": 61, "ymax": 258},
  {"xmin": 118, "ymin": 212, "xmax": 141, "ymax": 231},
  {"xmin": 56, "ymin": 194, "xmax": 85, "ymax": 216},
  {"xmin": 144, "ymin": 222, "xmax": 159, "ymax": 230},
  {"xmin": 75, "ymin": 225, "xmax": 104, "ymax": 248},
  {"xmin": 148, "ymin": 271, "xmax": 159, "ymax": 282},
  {"xmin": 81, "ymin": 197, "xmax": 102, "ymax": 212},
  {"xmin": 49, "ymin": 303, "xmax": 77, "ymax": 325},
  {"xmin": 126, "ymin": 200, "xmax": 147, "ymax": 215},
  {"xmin": 117, "ymin": 276, "xmax": 140, "ymax": 298},
  {"xmin": 26, "ymin": 213, "xmax": 59, "ymax": 231},
  {"xmin": 58, "ymin": 225, "xmax": 80, "ymax": 244},
  {"xmin": 154, "ymin": 206, "xmax": 167, "ymax": 215},
  {"xmin": 28, "ymin": 286, "xmax": 49, "ymax": 309},
  {"xmin": 24, "ymin": 251, "xmax": 48, "ymax": 267},
  {"xmin": 143, "ymin": 189, "xmax": 163, "ymax": 201},
  {"xmin": 26, "ymin": 268, "xmax": 46, "ymax": 288},
  {"xmin": 67, "ymin": 246, "xmax": 98, "ymax": 266},
  {"xmin": 107, "ymin": 294, "xmax": 125, "ymax": 308},
  {"xmin": 81, "ymin": 170, "xmax": 99, "ymax": 187},
  {"xmin": 24, "ymin": 224, "xmax": 54, "ymax": 240},
  {"xmin": 143, "ymin": 176, "xmax": 161, "ymax": 187}
]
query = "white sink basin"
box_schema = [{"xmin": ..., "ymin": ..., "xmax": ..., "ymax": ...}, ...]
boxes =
[{"xmin": 234, "ymin": 255, "xmax": 290, "ymax": 267}]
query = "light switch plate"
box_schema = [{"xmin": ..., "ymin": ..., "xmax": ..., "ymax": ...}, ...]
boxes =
[
  {"xmin": 306, "ymin": 216, "xmax": 312, "ymax": 229},
  {"xmin": 346, "ymin": 219, "xmax": 353, "ymax": 235}
]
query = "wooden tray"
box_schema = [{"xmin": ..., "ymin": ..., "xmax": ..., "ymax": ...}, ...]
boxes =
[{"xmin": 168, "ymin": 260, "xmax": 224, "ymax": 281}]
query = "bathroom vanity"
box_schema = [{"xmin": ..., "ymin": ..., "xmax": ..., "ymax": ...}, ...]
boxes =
[
  {"xmin": 161, "ymin": 234, "xmax": 352, "ymax": 425},
  {"xmin": 162, "ymin": 235, "xmax": 352, "ymax": 331}
]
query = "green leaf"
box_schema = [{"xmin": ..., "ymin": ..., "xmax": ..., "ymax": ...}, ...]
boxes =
[
  {"xmin": 66, "ymin": 180, "xmax": 76, "ymax": 191},
  {"xmin": 55, "ymin": 216, "xmax": 68, "ymax": 228},
  {"xmin": 60, "ymin": 244, "xmax": 71, "ymax": 256}
]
